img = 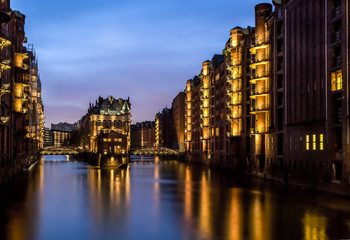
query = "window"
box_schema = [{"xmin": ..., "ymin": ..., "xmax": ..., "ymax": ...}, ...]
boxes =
[
  {"xmin": 320, "ymin": 134, "xmax": 324, "ymax": 150},
  {"xmin": 306, "ymin": 135, "xmax": 310, "ymax": 150},
  {"xmin": 313, "ymin": 134, "xmax": 316, "ymax": 150},
  {"xmin": 332, "ymin": 70, "xmax": 342, "ymax": 91}
]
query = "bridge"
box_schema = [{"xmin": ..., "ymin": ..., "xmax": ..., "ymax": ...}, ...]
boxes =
[
  {"xmin": 131, "ymin": 147, "xmax": 180, "ymax": 156},
  {"xmin": 41, "ymin": 147, "xmax": 78, "ymax": 155}
]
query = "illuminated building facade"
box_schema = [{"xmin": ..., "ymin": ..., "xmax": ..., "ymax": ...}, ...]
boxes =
[
  {"xmin": 52, "ymin": 130, "xmax": 70, "ymax": 147},
  {"xmin": 200, "ymin": 61, "xmax": 211, "ymax": 161},
  {"xmin": 78, "ymin": 96, "xmax": 131, "ymax": 164},
  {"xmin": 44, "ymin": 128, "xmax": 53, "ymax": 147},
  {"xmin": 131, "ymin": 121, "xmax": 155, "ymax": 148},
  {"xmin": 154, "ymin": 107, "xmax": 175, "ymax": 149},
  {"xmin": 208, "ymin": 55, "xmax": 230, "ymax": 166},
  {"xmin": 26, "ymin": 46, "xmax": 44, "ymax": 158},
  {"xmin": 0, "ymin": 0, "xmax": 44, "ymax": 183},
  {"xmin": 222, "ymin": 27, "xmax": 253, "ymax": 168},
  {"xmin": 272, "ymin": 0, "xmax": 350, "ymax": 184},
  {"xmin": 181, "ymin": 0, "xmax": 350, "ymax": 188},
  {"xmin": 172, "ymin": 92, "xmax": 185, "ymax": 152},
  {"xmin": 185, "ymin": 80, "xmax": 193, "ymax": 152},
  {"xmin": 248, "ymin": 4, "xmax": 273, "ymax": 174},
  {"xmin": 185, "ymin": 76, "xmax": 202, "ymax": 162}
]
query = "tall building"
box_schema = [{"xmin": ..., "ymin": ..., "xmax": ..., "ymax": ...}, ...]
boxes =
[
  {"xmin": 248, "ymin": 4, "xmax": 274, "ymax": 174},
  {"xmin": 183, "ymin": 0, "xmax": 350, "ymax": 188},
  {"xmin": 44, "ymin": 128, "xmax": 53, "ymax": 147},
  {"xmin": 209, "ymin": 54, "xmax": 230, "ymax": 166},
  {"xmin": 0, "ymin": 0, "xmax": 44, "ymax": 183},
  {"xmin": 272, "ymin": 0, "xmax": 350, "ymax": 183},
  {"xmin": 26, "ymin": 45, "xmax": 44, "ymax": 157},
  {"xmin": 52, "ymin": 130, "xmax": 71, "ymax": 147},
  {"xmin": 172, "ymin": 92, "xmax": 185, "ymax": 152},
  {"xmin": 131, "ymin": 121, "xmax": 155, "ymax": 148},
  {"xmin": 185, "ymin": 76, "xmax": 203, "ymax": 162},
  {"xmin": 155, "ymin": 107, "xmax": 175, "ymax": 149}
]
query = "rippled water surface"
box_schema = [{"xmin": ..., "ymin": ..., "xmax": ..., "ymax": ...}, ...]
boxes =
[{"xmin": 1, "ymin": 155, "xmax": 350, "ymax": 240}]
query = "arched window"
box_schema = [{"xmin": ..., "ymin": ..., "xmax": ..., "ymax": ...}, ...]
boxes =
[{"xmin": 114, "ymin": 120, "xmax": 117, "ymax": 127}]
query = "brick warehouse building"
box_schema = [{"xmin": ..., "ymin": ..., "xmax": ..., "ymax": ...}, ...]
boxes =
[
  {"xmin": 183, "ymin": 0, "xmax": 350, "ymax": 188},
  {"xmin": 77, "ymin": 96, "xmax": 131, "ymax": 165},
  {"xmin": 0, "ymin": 0, "xmax": 44, "ymax": 183}
]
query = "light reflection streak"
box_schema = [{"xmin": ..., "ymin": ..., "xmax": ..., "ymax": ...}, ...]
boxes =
[
  {"xmin": 199, "ymin": 171, "xmax": 212, "ymax": 239},
  {"xmin": 184, "ymin": 166, "xmax": 192, "ymax": 219},
  {"xmin": 302, "ymin": 210, "xmax": 327, "ymax": 240},
  {"xmin": 226, "ymin": 188, "xmax": 241, "ymax": 240},
  {"xmin": 87, "ymin": 167, "xmax": 130, "ymax": 227}
]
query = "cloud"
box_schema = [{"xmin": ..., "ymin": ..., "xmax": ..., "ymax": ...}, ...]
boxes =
[{"xmin": 12, "ymin": 0, "xmax": 263, "ymax": 125}]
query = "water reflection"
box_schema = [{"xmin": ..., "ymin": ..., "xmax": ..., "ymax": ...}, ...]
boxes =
[
  {"xmin": 87, "ymin": 167, "xmax": 130, "ymax": 234},
  {"xmin": 302, "ymin": 211, "xmax": 327, "ymax": 240},
  {"xmin": 0, "ymin": 156, "xmax": 349, "ymax": 240},
  {"xmin": 1, "ymin": 157, "xmax": 44, "ymax": 240},
  {"xmin": 199, "ymin": 171, "xmax": 212, "ymax": 239},
  {"xmin": 225, "ymin": 188, "xmax": 242, "ymax": 240}
]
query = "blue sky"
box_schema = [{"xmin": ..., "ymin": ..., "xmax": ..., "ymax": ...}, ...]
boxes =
[{"xmin": 11, "ymin": 0, "xmax": 270, "ymax": 127}]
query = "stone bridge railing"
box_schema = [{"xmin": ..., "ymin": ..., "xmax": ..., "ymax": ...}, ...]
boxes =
[
  {"xmin": 131, "ymin": 147, "xmax": 179, "ymax": 156},
  {"xmin": 41, "ymin": 147, "xmax": 78, "ymax": 155}
]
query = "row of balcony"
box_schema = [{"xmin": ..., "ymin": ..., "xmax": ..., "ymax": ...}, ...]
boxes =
[
  {"xmin": 225, "ymin": 44, "xmax": 241, "ymax": 53},
  {"xmin": 250, "ymin": 42, "xmax": 269, "ymax": 54},
  {"xmin": 249, "ymin": 57, "xmax": 270, "ymax": 69},
  {"xmin": 0, "ymin": 35, "xmax": 11, "ymax": 49},
  {"xmin": 227, "ymin": 132, "xmax": 240, "ymax": 138},
  {"xmin": 227, "ymin": 114, "xmax": 241, "ymax": 122},
  {"xmin": 226, "ymin": 100, "xmax": 241, "ymax": 107},
  {"xmin": 250, "ymin": 75, "xmax": 270, "ymax": 84},
  {"xmin": 200, "ymin": 95, "xmax": 209, "ymax": 100},
  {"xmin": 226, "ymin": 88, "xmax": 242, "ymax": 95},
  {"xmin": 250, "ymin": 105, "xmax": 270, "ymax": 114},
  {"xmin": 250, "ymin": 89, "xmax": 270, "ymax": 99},
  {"xmin": 250, "ymin": 127, "xmax": 269, "ymax": 134},
  {"xmin": 227, "ymin": 75, "xmax": 242, "ymax": 83}
]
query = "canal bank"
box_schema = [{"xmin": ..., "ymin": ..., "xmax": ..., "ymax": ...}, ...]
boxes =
[
  {"xmin": 0, "ymin": 154, "xmax": 41, "ymax": 185},
  {"xmin": 181, "ymin": 155, "xmax": 350, "ymax": 199}
]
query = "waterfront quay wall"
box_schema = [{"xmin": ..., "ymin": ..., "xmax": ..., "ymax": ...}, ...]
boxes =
[
  {"xmin": 0, "ymin": 153, "xmax": 41, "ymax": 185},
  {"xmin": 183, "ymin": 153, "xmax": 350, "ymax": 198}
]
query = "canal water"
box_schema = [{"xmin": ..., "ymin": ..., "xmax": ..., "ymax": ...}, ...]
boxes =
[{"xmin": 1, "ymin": 155, "xmax": 350, "ymax": 240}]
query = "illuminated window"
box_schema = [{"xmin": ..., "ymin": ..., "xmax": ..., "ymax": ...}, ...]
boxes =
[
  {"xmin": 320, "ymin": 134, "xmax": 324, "ymax": 150},
  {"xmin": 306, "ymin": 135, "xmax": 310, "ymax": 150},
  {"xmin": 103, "ymin": 138, "xmax": 107, "ymax": 142},
  {"xmin": 313, "ymin": 134, "xmax": 316, "ymax": 150},
  {"xmin": 331, "ymin": 70, "xmax": 342, "ymax": 91}
]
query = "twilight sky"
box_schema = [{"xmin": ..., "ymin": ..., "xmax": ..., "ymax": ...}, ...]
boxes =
[{"xmin": 12, "ymin": 0, "xmax": 270, "ymax": 127}]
